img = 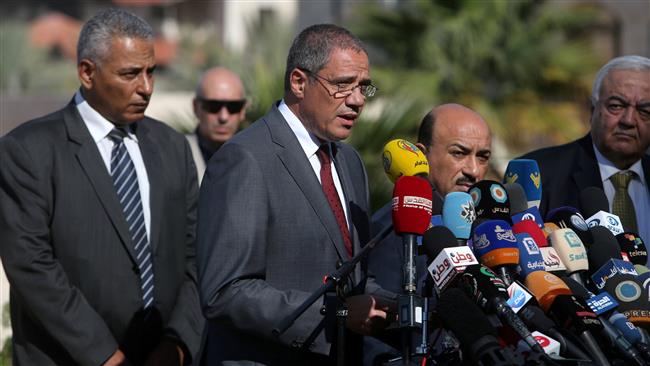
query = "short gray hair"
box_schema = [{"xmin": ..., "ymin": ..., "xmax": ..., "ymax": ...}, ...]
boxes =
[
  {"xmin": 591, "ymin": 55, "xmax": 650, "ymax": 107},
  {"xmin": 284, "ymin": 24, "xmax": 367, "ymax": 92},
  {"xmin": 77, "ymin": 8, "xmax": 153, "ymax": 65}
]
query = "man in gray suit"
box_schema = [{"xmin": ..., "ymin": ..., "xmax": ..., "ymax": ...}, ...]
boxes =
[
  {"xmin": 0, "ymin": 9, "xmax": 203, "ymax": 365},
  {"xmin": 197, "ymin": 24, "xmax": 396, "ymax": 365}
]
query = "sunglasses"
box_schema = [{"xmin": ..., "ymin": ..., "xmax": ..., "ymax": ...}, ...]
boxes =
[{"xmin": 198, "ymin": 98, "xmax": 246, "ymax": 113}]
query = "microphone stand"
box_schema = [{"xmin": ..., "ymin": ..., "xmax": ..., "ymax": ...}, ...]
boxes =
[{"xmin": 272, "ymin": 224, "xmax": 393, "ymax": 366}]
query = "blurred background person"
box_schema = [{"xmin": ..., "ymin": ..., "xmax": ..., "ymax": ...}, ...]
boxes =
[
  {"xmin": 521, "ymin": 55, "xmax": 650, "ymax": 247},
  {"xmin": 188, "ymin": 66, "xmax": 247, "ymax": 183}
]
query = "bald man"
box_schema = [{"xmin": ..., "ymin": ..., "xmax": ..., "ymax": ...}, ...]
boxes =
[
  {"xmin": 187, "ymin": 67, "xmax": 247, "ymax": 183},
  {"xmin": 364, "ymin": 103, "xmax": 492, "ymax": 365},
  {"xmin": 416, "ymin": 103, "xmax": 492, "ymax": 197}
]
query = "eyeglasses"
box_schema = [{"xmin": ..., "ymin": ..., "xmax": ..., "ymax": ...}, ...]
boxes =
[
  {"xmin": 300, "ymin": 68, "xmax": 377, "ymax": 98},
  {"xmin": 198, "ymin": 98, "xmax": 246, "ymax": 114}
]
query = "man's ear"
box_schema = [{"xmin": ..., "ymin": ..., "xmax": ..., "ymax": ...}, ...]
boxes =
[
  {"xmin": 78, "ymin": 59, "xmax": 96, "ymax": 89},
  {"xmin": 415, "ymin": 142, "xmax": 428, "ymax": 154},
  {"xmin": 289, "ymin": 68, "xmax": 308, "ymax": 99}
]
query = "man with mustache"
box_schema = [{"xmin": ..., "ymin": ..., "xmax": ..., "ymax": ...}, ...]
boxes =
[
  {"xmin": 0, "ymin": 8, "xmax": 203, "ymax": 365},
  {"xmin": 364, "ymin": 103, "xmax": 492, "ymax": 364},
  {"xmin": 521, "ymin": 55, "xmax": 650, "ymax": 254}
]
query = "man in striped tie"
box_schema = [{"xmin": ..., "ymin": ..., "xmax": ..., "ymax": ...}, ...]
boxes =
[{"xmin": 0, "ymin": 8, "xmax": 203, "ymax": 366}]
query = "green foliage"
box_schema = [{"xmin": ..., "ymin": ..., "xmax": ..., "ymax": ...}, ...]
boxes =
[
  {"xmin": 0, "ymin": 302, "xmax": 10, "ymax": 365},
  {"xmin": 348, "ymin": 0, "xmax": 606, "ymax": 209}
]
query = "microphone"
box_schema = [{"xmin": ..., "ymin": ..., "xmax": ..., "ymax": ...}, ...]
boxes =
[
  {"xmin": 441, "ymin": 192, "xmax": 476, "ymax": 245},
  {"xmin": 527, "ymin": 274, "xmax": 610, "ymax": 365},
  {"xmin": 469, "ymin": 180, "xmax": 511, "ymax": 223},
  {"xmin": 546, "ymin": 206, "xmax": 593, "ymax": 247},
  {"xmin": 547, "ymin": 228, "xmax": 589, "ymax": 287},
  {"xmin": 392, "ymin": 175, "xmax": 432, "ymax": 334},
  {"xmin": 511, "ymin": 206, "xmax": 545, "ymax": 229},
  {"xmin": 543, "ymin": 222, "xmax": 560, "ymax": 237},
  {"xmin": 382, "ymin": 139, "xmax": 429, "ymax": 183},
  {"xmin": 513, "ymin": 220, "xmax": 567, "ymax": 276},
  {"xmin": 425, "ymin": 227, "xmax": 479, "ymax": 293},
  {"xmin": 437, "ymin": 287, "xmax": 520, "ymax": 365},
  {"xmin": 472, "ymin": 220, "xmax": 519, "ymax": 286},
  {"xmin": 564, "ymin": 276, "xmax": 647, "ymax": 365},
  {"xmin": 515, "ymin": 233, "xmax": 545, "ymax": 280},
  {"xmin": 602, "ymin": 274, "xmax": 650, "ymax": 329},
  {"xmin": 503, "ymin": 159, "xmax": 542, "ymax": 208},
  {"xmin": 617, "ymin": 232, "xmax": 648, "ymax": 266},
  {"xmin": 503, "ymin": 182, "xmax": 527, "ymax": 215},
  {"xmin": 512, "ymin": 220, "xmax": 548, "ymax": 247}
]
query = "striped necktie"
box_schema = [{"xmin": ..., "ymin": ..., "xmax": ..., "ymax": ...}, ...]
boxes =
[
  {"xmin": 108, "ymin": 128, "xmax": 154, "ymax": 308},
  {"xmin": 611, "ymin": 170, "xmax": 638, "ymax": 233}
]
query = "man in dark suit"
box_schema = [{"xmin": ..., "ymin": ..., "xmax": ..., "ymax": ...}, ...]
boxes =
[
  {"xmin": 364, "ymin": 104, "xmax": 492, "ymax": 364},
  {"xmin": 521, "ymin": 55, "xmax": 650, "ymax": 250},
  {"xmin": 197, "ymin": 24, "xmax": 396, "ymax": 365},
  {"xmin": 0, "ymin": 9, "xmax": 203, "ymax": 365}
]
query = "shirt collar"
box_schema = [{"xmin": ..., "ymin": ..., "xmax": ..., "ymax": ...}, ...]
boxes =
[
  {"xmin": 593, "ymin": 142, "xmax": 646, "ymax": 185},
  {"xmin": 278, "ymin": 99, "xmax": 323, "ymax": 159},
  {"xmin": 75, "ymin": 90, "xmax": 138, "ymax": 143}
]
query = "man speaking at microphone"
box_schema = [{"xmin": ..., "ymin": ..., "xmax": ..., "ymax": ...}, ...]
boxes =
[
  {"xmin": 197, "ymin": 24, "xmax": 395, "ymax": 365},
  {"xmin": 521, "ymin": 56, "xmax": 650, "ymax": 252},
  {"xmin": 365, "ymin": 104, "xmax": 492, "ymax": 363}
]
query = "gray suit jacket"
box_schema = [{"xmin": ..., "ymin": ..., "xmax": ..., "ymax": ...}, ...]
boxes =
[
  {"xmin": 197, "ymin": 103, "xmax": 393, "ymax": 365},
  {"xmin": 0, "ymin": 101, "xmax": 204, "ymax": 365}
]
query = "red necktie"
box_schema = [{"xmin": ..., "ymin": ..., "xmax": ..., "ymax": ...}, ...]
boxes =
[{"xmin": 316, "ymin": 144, "xmax": 353, "ymax": 257}]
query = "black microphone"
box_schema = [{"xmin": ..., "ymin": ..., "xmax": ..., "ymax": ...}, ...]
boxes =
[
  {"xmin": 468, "ymin": 180, "xmax": 511, "ymax": 223},
  {"xmin": 546, "ymin": 206, "xmax": 593, "ymax": 247},
  {"xmin": 437, "ymin": 287, "xmax": 520, "ymax": 366},
  {"xmin": 579, "ymin": 186, "xmax": 610, "ymax": 219},
  {"xmin": 563, "ymin": 276, "xmax": 646, "ymax": 366},
  {"xmin": 504, "ymin": 182, "xmax": 528, "ymax": 215}
]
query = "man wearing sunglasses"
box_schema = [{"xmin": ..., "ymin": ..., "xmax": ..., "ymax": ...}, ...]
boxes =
[
  {"xmin": 197, "ymin": 24, "xmax": 395, "ymax": 365},
  {"xmin": 189, "ymin": 66, "xmax": 247, "ymax": 184}
]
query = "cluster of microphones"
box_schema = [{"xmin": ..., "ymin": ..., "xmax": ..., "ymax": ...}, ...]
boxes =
[{"xmin": 381, "ymin": 139, "xmax": 650, "ymax": 365}]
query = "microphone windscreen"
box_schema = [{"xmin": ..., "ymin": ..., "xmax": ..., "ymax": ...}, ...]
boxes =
[
  {"xmin": 459, "ymin": 264, "xmax": 509, "ymax": 302},
  {"xmin": 588, "ymin": 226, "xmax": 623, "ymax": 272},
  {"xmin": 437, "ymin": 287, "xmax": 499, "ymax": 359},
  {"xmin": 511, "ymin": 206, "xmax": 544, "ymax": 229},
  {"xmin": 525, "ymin": 271, "xmax": 572, "ymax": 312},
  {"xmin": 579, "ymin": 186, "xmax": 609, "ymax": 218},
  {"xmin": 382, "ymin": 139, "xmax": 429, "ymax": 183},
  {"xmin": 603, "ymin": 274, "xmax": 650, "ymax": 325},
  {"xmin": 546, "ymin": 206, "xmax": 592, "ymax": 246},
  {"xmin": 472, "ymin": 220, "xmax": 519, "ymax": 268},
  {"xmin": 392, "ymin": 176, "xmax": 433, "ymax": 235},
  {"xmin": 503, "ymin": 159, "xmax": 542, "ymax": 208},
  {"xmin": 616, "ymin": 232, "xmax": 648, "ymax": 266},
  {"xmin": 512, "ymin": 219, "xmax": 548, "ymax": 247},
  {"xmin": 469, "ymin": 180, "xmax": 511, "ymax": 222},
  {"xmin": 609, "ymin": 312, "xmax": 643, "ymax": 345},
  {"xmin": 516, "ymin": 233, "xmax": 545, "ymax": 279},
  {"xmin": 504, "ymin": 183, "xmax": 528, "ymax": 214},
  {"xmin": 421, "ymin": 225, "xmax": 458, "ymax": 263},
  {"xmin": 548, "ymin": 228, "xmax": 589, "ymax": 274},
  {"xmin": 442, "ymin": 192, "xmax": 476, "ymax": 240}
]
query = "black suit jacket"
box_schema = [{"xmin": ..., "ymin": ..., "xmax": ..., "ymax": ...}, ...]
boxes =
[
  {"xmin": 520, "ymin": 134, "xmax": 650, "ymax": 218},
  {"xmin": 0, "ymin": 101, "xmax": 204, "ymax": 365}
]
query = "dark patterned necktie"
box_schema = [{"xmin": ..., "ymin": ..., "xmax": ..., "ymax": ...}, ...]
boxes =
[
  {"xmin": 316, "ymin": 144, "xmax": 353, "ymax": 257},
  {"xmin": 108, "ymin": 128, "xmax": 154, "ymax": 308},
  {"xmin": 611, "ymin": 170, "xmax": 638, "ymax": 232}
]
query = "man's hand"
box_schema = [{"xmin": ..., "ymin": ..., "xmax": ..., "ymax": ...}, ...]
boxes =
[
  {"xmin": 144, "ymin": 338, "xmax": 184, "ymax": 366},
  {"xmin": 345, "ymin": 294, "xmax": 391, "ymax": 336},
  {"xmin": 102, "ymin": 349, "xmax": 126, "ymax": 366}
]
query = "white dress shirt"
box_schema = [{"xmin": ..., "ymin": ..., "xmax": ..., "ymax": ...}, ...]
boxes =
[
  {"xmin": 75, "ymin": 91, "xmax": 151, "ymax": 241},
  {"xmin": 278, "ymin": 100, "xmax": 350, "ymax": 224},
  {"xmin": 594, "ymin": 144, "xmax": 650, "ymax": 253}
]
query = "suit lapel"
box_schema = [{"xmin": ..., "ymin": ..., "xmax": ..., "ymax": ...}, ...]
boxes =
[
  {"xmin": 64, "ymin": 103, "xmax": 137, "ymax": 262},
  {"xmin": 135, "ymin": 121, "xmax": 163, "ymax": 252},
  {"xmin": 267, "ymin": 106, "xmax": 349, "ymax": 260}
]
